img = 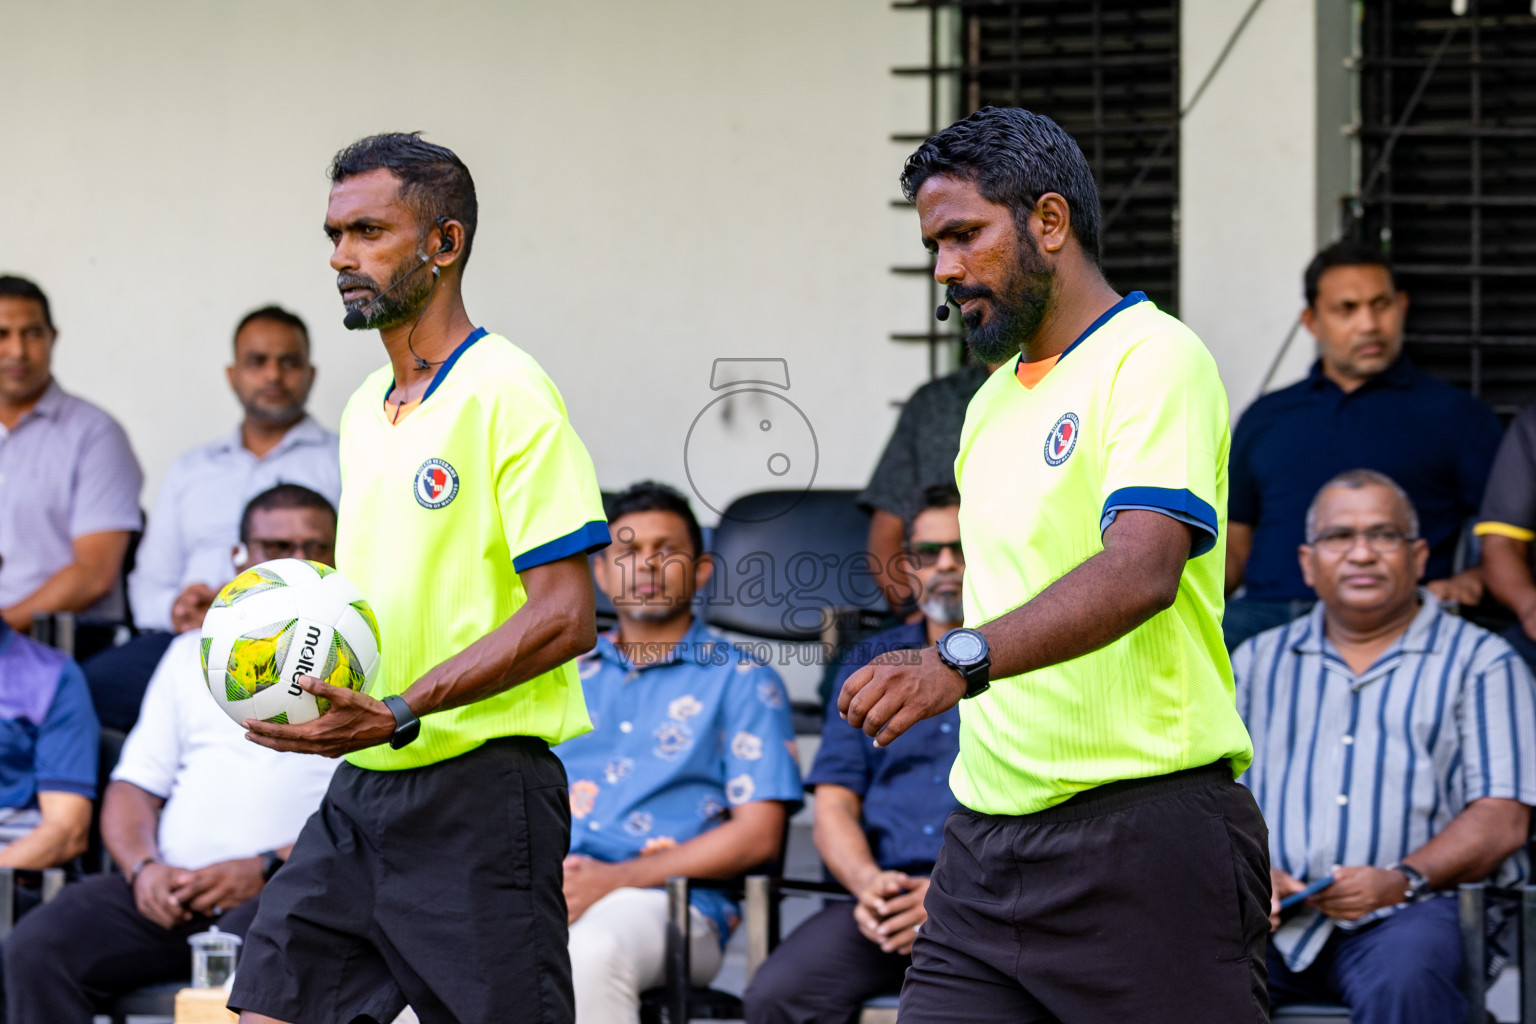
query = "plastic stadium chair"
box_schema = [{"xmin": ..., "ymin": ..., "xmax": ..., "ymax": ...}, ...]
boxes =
[
  {"xmin": 0, "ymin": 866, "xmax": 65, "ymax": 939},
  {"xmin": 700, "ymin": 489, "xmax": 883, "ymax": 643}
]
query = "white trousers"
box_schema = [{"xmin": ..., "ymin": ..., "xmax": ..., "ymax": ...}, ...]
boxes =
[{"xmin": 568, "ymin": 886, "xmax": 724, "ymax": 1024}]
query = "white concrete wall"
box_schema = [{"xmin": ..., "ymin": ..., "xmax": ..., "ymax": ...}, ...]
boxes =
[
  {"xmin": 1180, "ymin": 0, "xmax": 1324, "ymax": 412},
  {"xmin": 2, "ymin": 1, "xmax": 935, "ymax": 518}
]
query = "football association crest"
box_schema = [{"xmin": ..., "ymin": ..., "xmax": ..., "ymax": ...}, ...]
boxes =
[
  {"xmin": 414, "ymin": 458, "xmax": 460, "ymax": 509},
  {"xmin": 1044, "ymin": 413, "xmax": 1079, "ymax": 466}
]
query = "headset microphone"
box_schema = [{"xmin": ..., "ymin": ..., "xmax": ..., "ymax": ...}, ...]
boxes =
[
  {"xmin": 935, "ymin": 302, "xmax": 950, "ymax": 322},
  {"xmin": 341, "ymin": 218, "xmax": 455, "ymax": 331}
]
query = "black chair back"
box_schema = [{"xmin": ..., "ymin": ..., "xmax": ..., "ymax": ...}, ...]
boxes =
[{"xmin": 701, "ymin": 490, "xmax": 883, "ymax": 641}]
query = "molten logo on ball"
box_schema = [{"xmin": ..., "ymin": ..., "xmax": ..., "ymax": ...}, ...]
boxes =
[{"xmin": 200, "ymin": 559, "xmax": 382, "ymax": 726}]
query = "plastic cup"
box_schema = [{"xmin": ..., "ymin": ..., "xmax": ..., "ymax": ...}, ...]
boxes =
[{"xmin": 187, "ymin": 925, "xmax": 242, "ymax": 990}]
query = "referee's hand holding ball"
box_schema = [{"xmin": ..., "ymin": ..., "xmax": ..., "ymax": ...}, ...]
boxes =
[{"xmin": 839, "ymin": 647, "xmax": 964, "ymax": 748}]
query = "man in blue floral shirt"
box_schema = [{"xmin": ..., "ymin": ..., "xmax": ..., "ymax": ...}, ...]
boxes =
[{"xmin": 557, "ymin": 482, "xmax": 801, "ymax": 1024}]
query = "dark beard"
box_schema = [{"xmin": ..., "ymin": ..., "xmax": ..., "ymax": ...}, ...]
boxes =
[
  {"xmin": 337, "ymin": 255, "xmax": 435, "ymax": 331},
  {"xmin": 951, "ymin": 231, "xmax": 1055, "ymax": 365}
]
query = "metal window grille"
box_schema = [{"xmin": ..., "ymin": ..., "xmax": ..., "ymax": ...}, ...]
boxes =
[
  {"xmin": 893, "ymin": 0, "xmax": 1181, "ymax": 373},
  {"xmin": 1353, "ymin": 0, "xmax": 1536, "ymax": 415}
]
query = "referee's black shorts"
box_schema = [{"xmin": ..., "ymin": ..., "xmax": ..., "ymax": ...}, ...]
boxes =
[
  {"xmin": 229, "ymin": 736, "xmax": 572, "ymax": 1024},
  {"xmin": 898, "ymin": 762, "xmax": 1270, "ymax": 1024}
]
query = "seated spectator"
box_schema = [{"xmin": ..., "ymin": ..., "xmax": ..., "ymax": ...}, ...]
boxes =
[
  {"xmin": 1, "ymin": 484, "xmax": 341, "ymax": 1024},
  {"xmin": 860, "ymin": 360, "xmax": 1000, "ymax": 612},
  {"xmin": 0, "ymin": 556, "xmax": 98, "ymax": 877},
  {"xmin": 556, "ymin": 481, "xmax": 801, "ymax": 1024},
  {"xmin": 744, "ymin": 484, "xmax": 964, "ymax": 1024},
  {"xmin": 86, "ymin": 306, "xmax": 340, "ymax": 733},
  {"xmin": 1233, "ymin": 469, "xmax": 1536, "ymax": 1024},
  {"xmin": 1476, "ymin": 401, "xmax": 1536, "ymax": 670},
  {"xmin": 0, "ymin": 275, "xmax": 142, "ymax": 634},
  {"xmin": 1225, "ymin": 242, "xmax": 1501, "ymax": 649}
]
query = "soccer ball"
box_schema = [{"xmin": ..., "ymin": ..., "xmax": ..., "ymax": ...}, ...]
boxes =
[{"xmin": 199, "ymin": 559, "xmax": 382, "ymax": 727}]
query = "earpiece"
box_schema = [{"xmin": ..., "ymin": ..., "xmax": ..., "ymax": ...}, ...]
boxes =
[
  {"xmin": 232, "ymin": 543, "xmax": 249, "ymax": 568},
  {"xmin": 435, "ymin": 216, "xmax": 453, "ymax": 256}
]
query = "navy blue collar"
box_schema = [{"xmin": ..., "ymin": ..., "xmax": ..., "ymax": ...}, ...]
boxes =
[
  {"xmin": 1019, "ymin": 291, "xmax": 1148, "ymax": 372},
  {"xmin": 1306, "ymin": 353, "xmax": 1416, "ymax": 393},
  {"xmin": 384, "ymin": 326, "xmax": 488, "ymax": 405}
]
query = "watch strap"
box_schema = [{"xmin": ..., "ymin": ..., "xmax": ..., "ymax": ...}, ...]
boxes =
[
  {"xmin": 382, "ymin": 694, "xmax": 421, "ymax": 749},
  {"xmin": 260, "ymin": 849, "xmax": 284, "ymax": 882},
  {"xmin": 1388, "ymin": 861, "xmax": 1431, "ymax": 901},
  {"xmin": 129, "ymin": 855, "xmax": 158, "ymax": 886}
]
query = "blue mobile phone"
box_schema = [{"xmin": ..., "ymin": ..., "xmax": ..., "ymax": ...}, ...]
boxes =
[{"xmin": 1279, "ymin": 876, "xmax": 1334, "ymax": 912}]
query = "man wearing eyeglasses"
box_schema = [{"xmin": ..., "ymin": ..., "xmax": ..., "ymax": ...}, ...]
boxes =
[
  {"xmin": 1233, "ymin": 468, "xmax": 1536, "ymax": 1024},
  {"xmin": 2, "ymin": 484, "xmax": 339, "ymax": 1024},
  {"xmin": 745, "ymin": 484, "xmax": 965, "ymax": 1024}
]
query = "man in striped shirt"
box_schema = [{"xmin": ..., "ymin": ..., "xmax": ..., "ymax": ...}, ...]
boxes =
[{"xmin": 1234, "ymin": 468, "xmax": 1536, "ymax": 1024}]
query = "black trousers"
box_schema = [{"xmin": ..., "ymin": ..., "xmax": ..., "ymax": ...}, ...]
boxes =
[
  {"xmin": 743, "ymin": 900, "xmax": 910, "ymax": 1024},
  {"xmin": 1, "ymin": 872, "xmax": 259, "ymax": 1024},
  {"xmin": 230, "ymin": 736, "xmax": 573, "ymax": 1024},
  {"xmin": 82, "ymin": 631, "xmax": 174, "ymax": 733},
  {"xmin": 897, "ymin": 763, "xmax": 1271, "ymax": 1024}
]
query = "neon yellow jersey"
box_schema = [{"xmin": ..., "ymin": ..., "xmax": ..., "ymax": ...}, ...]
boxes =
[
  {"xmin": 338, "ymin": 328, "xmax": 609, "ymax": 771},
  {"xmin": 952, "ymin": 293, "xmax": 1253, "ymax": 815}
]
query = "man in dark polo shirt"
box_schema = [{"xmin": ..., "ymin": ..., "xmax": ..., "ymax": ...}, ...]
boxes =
[
  {"xmin": 1225, "ymin": 241, "xmax": 1502, "ymax": 649},
  {"xmin": 860, "ymin": 364, "xmax": 1000, "ymax": 611},
  {"xmin": 744, "ymin": 485, "xmax": 964, "ymax": 1024}
]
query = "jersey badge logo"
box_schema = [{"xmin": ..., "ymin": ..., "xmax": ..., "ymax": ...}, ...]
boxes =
[
  {"xmin": 414, "ymin": 458, "xmax": 460, "ymax": 509},
  {"xmin": 1043, "ymin": 413, "xmax": 1079, "ymax": 467}
]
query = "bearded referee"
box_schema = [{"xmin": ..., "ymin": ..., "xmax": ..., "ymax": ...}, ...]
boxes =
[
  {"xmin": 839, "ymin": 108, "xmax": 1267, "ymax": 1022},
  {"xmin": 230, "ymin": 134, "xmax": 608, "ymax": 1024}
]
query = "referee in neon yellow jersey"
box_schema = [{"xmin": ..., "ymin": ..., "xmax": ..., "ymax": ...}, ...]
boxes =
[
  {"xmin": 231, "ymin": 134, "xmax": 608, "ymax": 1024},
  {"xmin": 840, "ymin": 107, "xmax": 1267, "ymax": 1023}
]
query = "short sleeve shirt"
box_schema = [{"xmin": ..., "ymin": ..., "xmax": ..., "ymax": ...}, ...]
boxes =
[
  {"xmin": 128, "ymin": 417, "xmax": 341, "ymax": 631},
  {"xmin": 807, "ymin": 621, "xmax": 960, "ymax": 870},
  {"xmin": 1231, "ymin": 358, "xmax": 1502, "ymax": 600},
  {"xmin": 1477, "ymin": 401, "xmax": 1536, "ymax": 558},
  {"xmin": 112, "ymin": 632, "xmax": 338, "ymax": 869},
  {"xmin": 858, "ymin": 364, "xmax": 990, "ymax": 517},
  {"xmin": 0, "ymin": 381, "xmax": 143, "ymax": 618},
  {"xmin": 1233, "ymin": 597, "xmax": 1536, "ymax": 971},
  {"xmin": 557, "ymin": 618, "xmax": 802, "ymax": 941},
  {"xmin": 0, "ymin": 622, "xmax": 99, "ymax": 810},
  {"xmin": 336, "ymin": 329, "xmax": 610, "ymax": 771},
  {"xmin": 952, "ymin": 293, "xmax": 1252, "ymax": 815}
]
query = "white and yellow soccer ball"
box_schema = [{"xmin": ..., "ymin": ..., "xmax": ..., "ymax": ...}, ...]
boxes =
[{"xmin": 199, "ymin": 559, "xmax": 382, "ymax": 727}]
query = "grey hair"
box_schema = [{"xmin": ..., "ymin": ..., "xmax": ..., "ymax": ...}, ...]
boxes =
[{"xmin": 1304, "ymin": 469, "xmax": 1420, "ymax": 542}]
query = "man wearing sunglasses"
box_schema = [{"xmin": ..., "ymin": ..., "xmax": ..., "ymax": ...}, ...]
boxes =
[
  {"xmin": 1233, "ymin": 469, "xmax": 1536, "ymax": 1024},
  {"xmin": 745, "ymin": 484, "xmax": 965, "ymax": 1024}
]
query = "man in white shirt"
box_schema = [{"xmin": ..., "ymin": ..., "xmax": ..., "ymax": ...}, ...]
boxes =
[
  {"xmin": 87, "ymin": 307, "xmax": 341, "ymax": 731},
  {"xmin": 2, "ymin": 485, "xmax": 341, "ymax": 1024}
]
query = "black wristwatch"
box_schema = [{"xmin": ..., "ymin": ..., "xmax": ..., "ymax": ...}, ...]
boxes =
[
  {"xmin": 382, "ymin": 694, "xmax": 421, "ymax": 750},
  {"xmin": 259, "ymin": 849, "xmax": 284, "ymax": 882},
  {"xmin": 937, "ymin": 627, "xmax": 991, "ymax": 699},
  {"xmin": 1388, "ymin": 861, "xmax": 1432, "ymax": 902}
]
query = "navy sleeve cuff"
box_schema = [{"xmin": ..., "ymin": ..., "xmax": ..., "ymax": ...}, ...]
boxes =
[
  {"xmin": 1100, "ymin": 487, "xmax": 1220, "ymax": 558},
  {"xmin": 804, "ymin": 770, "xmax": 870, "ymax": 797},
  {"xmin": 513, "ymin": 520, "xmax": 612, "ymax": 573},
  {"xmin": 36, "ymin": 779, "xmax": 96, "ymax": 800}
]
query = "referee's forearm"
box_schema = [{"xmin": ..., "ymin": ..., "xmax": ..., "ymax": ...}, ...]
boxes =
[
  {"xmin": 981, "ymin": 512, "xmax": 1189, "ymax": 680},
  {"xmin": 402, "ymin": 555, "xmax": 597, "ymax": 717}
]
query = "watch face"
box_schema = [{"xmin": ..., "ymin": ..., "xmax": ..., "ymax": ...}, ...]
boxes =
[{"xmin": 944, "ymin": 630, "xmax": 985, "ymax": 665}]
